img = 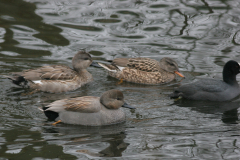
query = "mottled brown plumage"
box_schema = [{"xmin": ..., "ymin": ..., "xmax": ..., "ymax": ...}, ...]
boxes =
[
  {"xmin": 4, "ymin": 51, "xmax": 93, "ymax": 93},
  {"xmin": 43, "ymin": 89, "xmax": 135, "ymax": 126},
  {"xmin": 18, "ymin": 65, "xmax": 78, "ymax": 80},
  {"xmin": 98, "ymin": 57, "xmax": 184, "ymax": 84}
]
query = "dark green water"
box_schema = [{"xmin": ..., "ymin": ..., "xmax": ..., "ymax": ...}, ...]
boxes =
[{"xmin": 1, "ymin": 0, "xmax": 240, "ymax": 159}]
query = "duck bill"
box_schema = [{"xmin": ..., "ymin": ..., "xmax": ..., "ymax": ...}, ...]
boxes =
[
  {"xmin": 174, "ymin": 71, "xmax": 185, "ymax": 78},
  {"xmin": 90, "ymin": 61, "xmax": 102, "ymax": 68},
  {"xmin": 122, "ymin": 102, "xmax": 135, "ymax": 109}
]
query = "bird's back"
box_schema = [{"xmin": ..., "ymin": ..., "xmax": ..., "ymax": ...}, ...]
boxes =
[{"xmin": 170, "ymin": 79, "xmax": 240, "ymax": 101}]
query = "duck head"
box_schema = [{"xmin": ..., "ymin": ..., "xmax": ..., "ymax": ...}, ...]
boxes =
[
  {"xmin": 159, "ymin": 57, "xmax": 184, "ymax": 78},
  {"xmin": 100, "ymin": 89, "xmax": 135, "ymax": 110},
  {"xmin": 72, "ymin": 51, "xmax": 93, "ymax": 71}
]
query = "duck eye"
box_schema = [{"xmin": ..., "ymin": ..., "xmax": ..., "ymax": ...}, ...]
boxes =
[
  {"xmin": 117, "ymin": 98, "xmax": 121, "ymax": 100},
  {"xmin": 84, "ymin": 58, "xmax": 89, "ymax": 60}
]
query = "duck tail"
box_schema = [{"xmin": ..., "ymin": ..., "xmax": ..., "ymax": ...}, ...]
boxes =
[
  {"xmin": 169, "ymin": 90, "xmax": 182, "ymax": 99},
  {"xmin": 38, "ymin": 107, "xmax": 44, "ymax": 112},
  {"xmin": 3, "ymin": 75, "xmax": 29, "ymax": 88},
  {"xmin": 98, "ymin": 63, "xmax": 118, "ymax": 72},
  {"xmin": 42, "ymin": 106, "xmax": 59, "ymax": 121}
]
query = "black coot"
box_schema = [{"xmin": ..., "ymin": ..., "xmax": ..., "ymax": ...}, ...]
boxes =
[{"xmin": 169, "ymin": 60, "xmax": 240, "ymax": 101}]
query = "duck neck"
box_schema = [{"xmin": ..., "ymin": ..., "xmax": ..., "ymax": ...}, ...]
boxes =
[
  {"xmin": 75, "ymin": 68, "xmax": 92, "ymax": 83},
  {"xmin": 223, "ymin": 69, "xmax": 238, "ymax": 86},
  {"xmin": 74, "ymin": 68, "xmax": 88, "ymax": 75}
]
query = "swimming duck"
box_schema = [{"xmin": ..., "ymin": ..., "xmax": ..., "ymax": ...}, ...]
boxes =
[
  {"xmin": 98, "ymin": 57, "xmax": 184, "ymax": 84},
  {"xmin": 42, "ymin": 89, "xmax": 135, "ymax": 126},
  {"xmin": 4, "ymin": 51, "xmax": 94, "ymax": 93},
  {"xmin": 169, "ymin": 60, "xmax": 240, "ymax": 101}
]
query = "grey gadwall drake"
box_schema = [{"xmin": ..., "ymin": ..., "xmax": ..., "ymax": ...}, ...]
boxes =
[
  {"xmin": 42, "ymin": 89, "xmax": 135, "ymax": 126},
  {"xmin": 98, "ymin": 57, "xmax": 184, "ymax": 84},
  {"xmin": 170, "ymin": 60, "xmax": 240, "ymax": 101},
  {"xmin": 4, "ymin": 51, "xmax": 94, "ymax": 93}
]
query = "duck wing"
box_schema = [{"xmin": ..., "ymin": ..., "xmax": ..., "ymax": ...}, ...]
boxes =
[
  {"xmin": 14, "ymin": 65, "xmax": 77, "ymax": 81},
  {"xmin": 185, "ymin": 79, "xmax": 228, "ymax": 93},
  {"xmin": 98, "ymin": 57, "xmax": 160, "ymax": 72},
  {"xmin": 46, "ymin": 96, "xmax": 101, "ymax": 113},
  {"xmin": 172, "ymin": 79, "xmax": 229, "ymax": 98},
  {"xmin": 113, "ymin": 58, "xmax": 160, "ymax": 72}
]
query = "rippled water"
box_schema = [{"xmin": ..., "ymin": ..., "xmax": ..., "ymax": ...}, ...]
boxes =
[{"xmin": 1, "ymin": 0, "xmax": 240, "ymax": 159}]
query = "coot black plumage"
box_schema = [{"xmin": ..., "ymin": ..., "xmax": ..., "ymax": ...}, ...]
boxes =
[{"xmin": 169, "ymin": 60, "xmax": 240, "ymax": 101}]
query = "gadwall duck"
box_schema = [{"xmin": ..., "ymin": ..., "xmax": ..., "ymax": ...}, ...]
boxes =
[
  {"xmin": 169, "ymin": 60, "xmax": 240, "ymax": 101},
  {"xmin": 98, "ymin": 57, "xmax": 184, "ymax": 85},
  {"xmin": 4, "ymin": 51, "xmax": 94, "ymax": 93},
  {"xmin": 42, "ymin": 89, "xmax": 135, "ymax": 126}
]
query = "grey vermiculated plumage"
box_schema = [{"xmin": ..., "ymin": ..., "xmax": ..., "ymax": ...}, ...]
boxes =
[{"xmin": 43, "ymin": 89, "xmax": 134, "ymax": 126}]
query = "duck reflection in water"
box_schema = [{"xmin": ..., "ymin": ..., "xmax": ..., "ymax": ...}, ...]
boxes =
[
  {"xmin": 173, "ymin": 99, "xmax": 240, "ymax": 124},
  {"xmin": 76, "ymin": 133, "xmax": 129, "ymax": 157},
  {"xmin": 42, "ymin": 123, "xmax": 130, "ymax": 157}
]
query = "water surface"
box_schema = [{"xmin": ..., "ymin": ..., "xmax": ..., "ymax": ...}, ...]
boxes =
[{"xmin": 1, "ymin": 0, "xmax": 240, "ymax": 159}]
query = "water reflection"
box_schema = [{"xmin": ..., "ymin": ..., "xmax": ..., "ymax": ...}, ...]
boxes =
[
  {"xmin": 174, "ymin": 100, "xmax": 240, "ymax": 124},
  {"xmin": 42, "ymin": 123, "xmax": 129, "ymax": 157},
  {"xmin": 0, "ymin": 128, "xmax": 77, "ymax": 159},
  {"xmin": 1, "ymin": 0, "xmax": 240, "ymax": 159},
  {"xmin": 0, "ymin": 0, "xmax": 69, "ymax": 58}
]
